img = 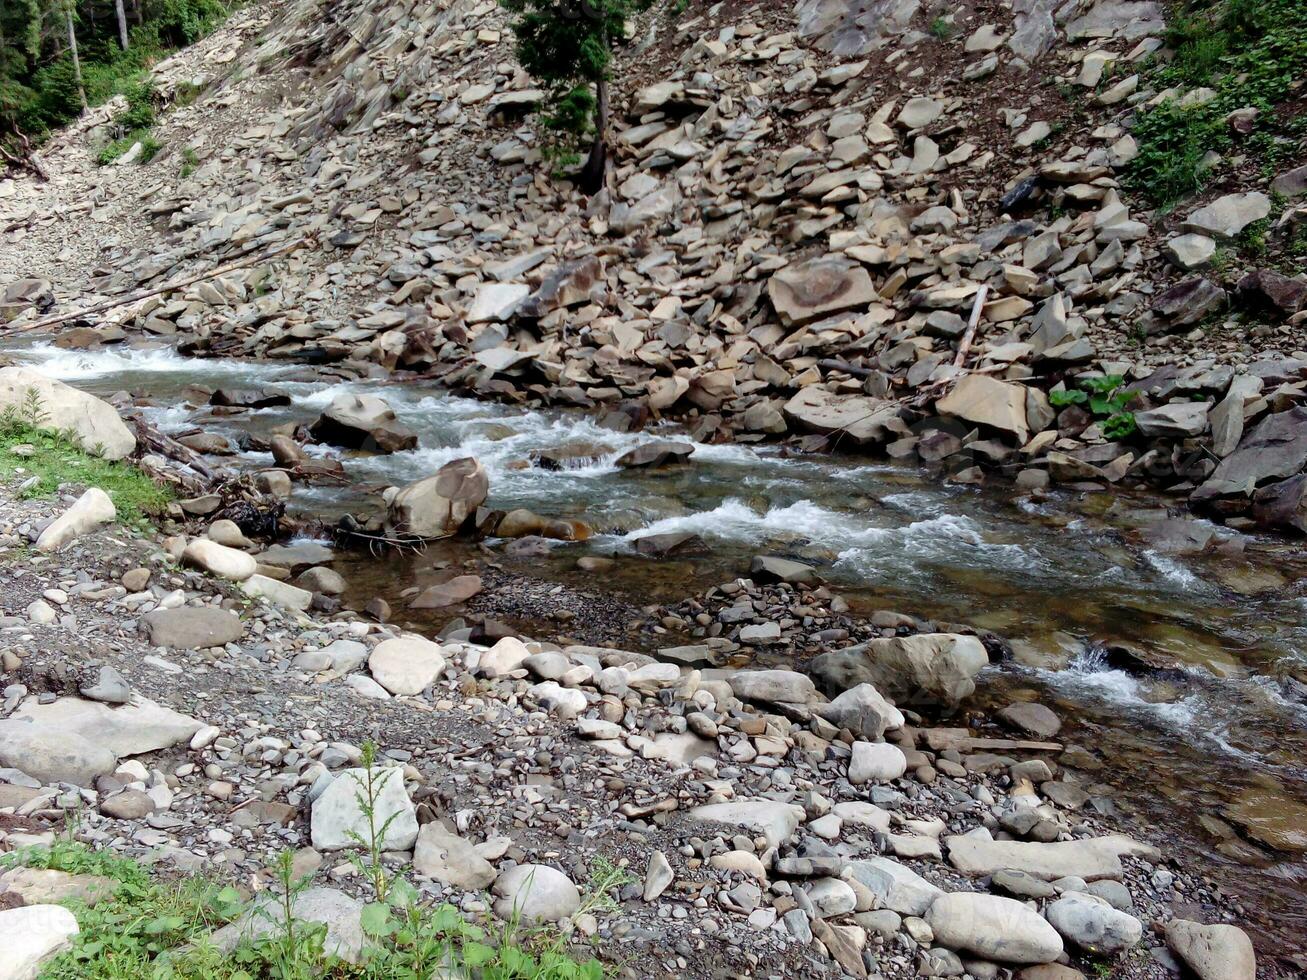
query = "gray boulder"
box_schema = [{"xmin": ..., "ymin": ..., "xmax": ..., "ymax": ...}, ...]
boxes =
[
  {"xmin": 0, "ymin": 367, "xmax": 135, "ymax": 460},
  {"xmin": 142, "ymin": 606, "xmax": 244, "ymax": 649},
  {"xmin": 310, "ymin": 766, "xmax": 418, "ymax": 852},
  {"xmin": 927, "ymin": 892, "xmax": 1063, "ymax": 964},
  {"xmin": 309, "ymin": 393, "xmax": 417, "ymax": 453},
  {"xmin": 492, "ymin": 865, "xmax": 580, "ymax": 923},
  {"xmin": 1164, "ymin": 919, "xmax": 1256, "ymax": 980},
  {"xmin": 385, "ymin": 457, "xmax": 488, "ymax": 538},
  {"xmin": 817, "ymin": 683, "xmax": 904, "ymax": 740},
  {"xmin": 810, "ymin": 633, "xmax": 989, "ymax": 708},
  {"xmin": 1046, "ymin": 891, "xmax": 1142, "ymax": 954}
]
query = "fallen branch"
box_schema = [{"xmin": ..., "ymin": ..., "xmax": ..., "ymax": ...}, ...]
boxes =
[
  {"xmin": 0, "ymin": 129, "xmax": 50, "ymax": 182},
  {"xmin": 952, "ymin": 284, "xmax": 990, "ymax": 371},
  {"xmin": 8, "ymin": 233, "xmax": 316, "ymax": 335}
]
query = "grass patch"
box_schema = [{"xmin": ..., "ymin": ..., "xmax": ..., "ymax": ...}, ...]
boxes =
[
  {"xmin": 4, "ymin": 802, "xmax": 620, "ymax": 979},
  {"xmin": 1, "ymin": 395, "xmax": 172, "ymax": 528},
  {"xmin": 96, "ymin": 77, "xmax": 161, "ymax": 166},
  {"xmin": 1125, "ymin": 0, "xmax": 1307, "ymax": 207}
]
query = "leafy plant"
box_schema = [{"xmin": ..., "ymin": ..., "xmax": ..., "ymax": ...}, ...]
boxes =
[
  {"xmin": 929, "ymin": 17, "xmax": 953, "ymax": 39},
  {"xmin": 1049, "ymin": 374, "xmax": 1138, "ymax": 440},
  {"xmin": 344, "ymin": 740, "xmax": 406, "ymax": 903}
]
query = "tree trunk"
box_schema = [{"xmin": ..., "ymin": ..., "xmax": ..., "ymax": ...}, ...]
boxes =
[
  {"xmin": 579, "ymin": 75, "xmax": 609, "ymax": 196},
  {"xmin": 66, "ymin": 6, "xmax": 87, "ymax": 110},
  {"xmin": 115, "ymin": 0, "xmax": 129, "ymax": 49}
]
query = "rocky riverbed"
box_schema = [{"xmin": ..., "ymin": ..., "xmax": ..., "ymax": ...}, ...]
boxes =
[{"xmin": 0, "ymin": 363, "xmax": 1301, "ymax": 979}]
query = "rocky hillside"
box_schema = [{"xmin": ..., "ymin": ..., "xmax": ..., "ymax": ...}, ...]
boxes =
[{"xmin": 2, "ymin": 0, "xmax": 1306, "ymax": 528}]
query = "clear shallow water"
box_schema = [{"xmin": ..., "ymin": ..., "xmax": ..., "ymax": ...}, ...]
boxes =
[{"xmin": 8, "ymin": 339, "xmax": 1307, "ymax": 954}]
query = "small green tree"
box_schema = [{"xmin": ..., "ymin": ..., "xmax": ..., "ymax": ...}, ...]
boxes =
[{"xmin": 500, "ymin": 0, "xmax": 640, "ymax": 192}]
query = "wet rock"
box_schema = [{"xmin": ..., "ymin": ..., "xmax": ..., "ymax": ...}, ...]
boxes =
[
  {"xmin": 143, "ymin": 606, "xmax": 245, "ymax": 653},
  {"xmin": 386, "ymin": 457, "xmax": 488, "ymax": 538},
  {"xmin": 615, "ymin": 441, "xmax": 694, "ymax": 468},
  {"xmin": 296, "ymin": 566, "xmax": 347, "ymax": 595},
  {"xmin": 492, "ymin": 865, "xmax": 580, "ymax": 923},
  {"xmin": 1252, "ymin": 473, "xmax": 1307, "ymax": 533},
  {"xmin": 0, "ymin": 367, "xmax": 135, "ymax": 460},
  {"xmin": 1164, "ymin": 919, "xmax": 1255, "ymax": 980},
  {"xmin": 783, "ymin": 388, "xmax": 899, "ymax": 444},
  {"xmin": 998, "ymin": 702, "xmax": 1061, "ymax": 738},
  {"xmin": 632, "ymin": 531, "xmax": 706, "ymax": 557},
  {"xmin": 1194, "ymin": 407, "xmax": 1307, "ymax": 501},
  {"xmin": 810, "ymin": 633, "xmax": 988, "ymax": 708},
  {"xmin": 927, "ymin": 892, "xmax": 1063, "ymax": 964},
  {"xmin": 749, "ymin": 555, "xmax": 819, "ymax": 584},
  {"xmin": 310, "ymin": 766, "xmax": 418, "ymax": 851},
  {"xmin": 309, "ymin": 393, "xmax": 417, "ymax": 453},
  {"xmin": 410, "ymin": 574, "xmax": 483, "ymax": 608}
]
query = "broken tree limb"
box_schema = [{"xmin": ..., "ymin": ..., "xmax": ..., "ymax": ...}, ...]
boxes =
[
  {"xmin": 8, "ymin": 233, "xmax": 316, "ymax": 336},
  {"xmin": 952, "ymin": 284, "xmax": 990, "ymax": 371}
]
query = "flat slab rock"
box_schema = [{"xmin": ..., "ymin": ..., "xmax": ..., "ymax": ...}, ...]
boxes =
[
  {"xmin": 945, "ymin": 834, "xmax": 1158, "ymax": 881},
  {"xmin": 0, "ymin": 904, "xmax": 80, "ymax": 979},
  {"xmin": 142, "ymin": 606, "xmax": 244, "ymax": 649},
  {"xmin": 11, "ymin": 695, "xmax": 202, "ymax": 758}
]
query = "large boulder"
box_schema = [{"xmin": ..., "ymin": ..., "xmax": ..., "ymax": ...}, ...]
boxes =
[
  {"xmin": 936, "ymin": 375, "xmax": 1031, "ymax": 443},
  {"xmin": 368, "ymin": 636, "xmax": 447, "ymax": 695},
  {"xmin": 413, "ymin": 825, "xmax": 496, "ymax": 889},
  {"xmin": 385, "ymin": 457, "xmax": 488, "ymax": 538},
  {"xmin": 1183, "ymin": 191, "xmax": 1270, "ymax": 239},
  {"xmin": 768, "ymin": 256, "xmax": 877, "ymax": 325},
  {"xmin": 846, "ymin": 857, "xmax": 943, "ymax": 916},
  {"xmin": 0, "ymin": 723, "xmax": 117, "ymax": 786},
  {"xmin": 0, "ymin": 367, "xmax": 135, "ymax": 459},
  {"xmin": 309, "ymin": 393, "xmax": 417, "ymax": 453},
  {"xmin": 783, "ymin": 387, "xmax": 900, "ymax": 444},
  {"xmin": 1164, "ymin": 919, "xmax": 1256, "ymax": 980},
  {"xmin": 208, "ymin": 888, "xmax": 368, "ymax": 964},
  {"xmin": 310, "ymin": 766, "xmax": 418, "ymax": 851},
  {"xmin": 10, "ymin": 695, "xmax": 202, "ymax": 758},
  {"xmin": 689, "ymin": 800, "xmax": 805, "ymax": 848},
  {"xmin": 944, "ymin": 834, "xmax": 1154, "ymax": 881},
  {"xmin": 0, "ymin": 904, "xmax": 80, "ymax": 979},
  {"xmin": 1046, "ymin": 892, "xmax": 1142, "ymax": 954},
  {"xmin": 182, "ymin": 538, "xmax": 257, "ymax": 581},
  {"xmin": 1193, "ymin": 407, "xmax": 1307, "ymax": 501},
  {"xmin": 810, "ymin": 633, "xmax": 989, "ymax": 708},
  {"xmin": 927, "ymin": 892, "xmax": 1063, "ymax": 964},
  {"xmin": 724, "ymin": 669, "xmax": 816, "ymax": 705},
  {"xmin": 817, "ymin": 684, "xmax": 904, "ymax": 740}
]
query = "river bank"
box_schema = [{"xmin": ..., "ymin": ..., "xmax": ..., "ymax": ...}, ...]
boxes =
[{"xmin": 0, "ymin": 346, "xmax": 1303, "ymax": 978}]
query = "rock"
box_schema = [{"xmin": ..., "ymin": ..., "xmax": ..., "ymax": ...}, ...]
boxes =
[
  {"xmin": 79, "ymin": 666, "xmax": 131, "ymax": 705},
  {"xmin": 1271, "ymin": 164, "xmax": 1307, "ymax": 198},
  {"xmin": 309, "ymin": 393, "xmax": 417, "ymax": 453},
  {"xmin": 11, "ymin": 695, "xmax": 202, "ymax": 757},
  {"xmin": 142, "ymin": 606, "xmax": 244, "ymax": 649},
  {"xmin": 242, "ymin": 574, "xmax": 313, "ymax": 611},
  {"xmin": 34, "ymin": 488, "xmax": 116, "ymax": 552},
  {"xmin": 477, "ymin": 635, "xmax": 532, "ymax": 677},
  {"xmin": 467, "ymin": 282, "xmax": 530, "ymax": 323},
  {"xmin": 1046, "ymin": 892, "xmax": 1142, "ymax": 954},
  {"xmin": 518, "ymin": 256, "xmax": 605, "ymax": 318},
  {"xmin": 409, "ymin": 574, "xmax": 483, "ymax": 607},
  {"xmin": 492, "ymin": 865, "xmax": 580, "ymax": 923},
  {"xmin": 413, "ymin": 825, "xmax": 496, "ymax": 889},
  {"xmin": 945, "ymin": 835, "xmax": 1153, "ymax": 880},
  {"xmin": 817, "ymin": 683, "xmax": 904, "ymax": 740},
  {"xmin": 0, "ymin": 723, "xmax": 117, "ymax": 786},
  {"xmin": 101, "ymin": 789, "xmax": 156, "ymax": 819},
  {"xmin": 310, "ymin": 766, "xmax": 418, "ymax": 852},
  {"xmin": 296, "ymin": 566, "xmax": 346, "ymax": 595},
  {"xmin": 1152, "ymin": 277, "xmax": 1227, "ymax": 327},
  {"xmin": 121, "ymin": 568, "xmax": 150, "ymax": 591},
  {"xmin": 632, "ymin": 531, "xmax": 706, "ymax": 557},
  {"xmin": 1183, "ymin": 191, "xmax": 1270, "ymax": 239},
  {"xmin": 897, "ymin": 96, "xmax": 943, "ymax": 128},
  {"xmin": 368, "ymin": 635, "xmax": 447, "ymax": 695},
  {"xmin": 0, "ymin": 868, "xmax": 118, "ymax": 907},
  {"xmin": 1194, "ymin": 407, "xmax": 1307, "ymax": 501},
  {"xmin": 0, "ymin": 367, "xmax": 135, "ymax": 459},
  {"xmin": 937, "ymin": 376, "xmax": 1031, "ymax": 443},
  {"xmin": 1164, "ymin": 919, "xmax": 1255, "ymax": 980},
  {"xmin": 183, "ymin": 538, "xmax": 257, "ymax": 581},
  {"xmin": 768, "ymin": 256, "xmax": 877, "ymax": 325},
  {"xmin": 1135, "ymin": 402, "xmax": 1209, "ymax": 438},
  {"xmin": 210, "ymin": 888, "xmax": 368, "ymax": 963},
  {"xmin": 810, "ymin": 633, "xmax": 988, "ymax": 708},
  {"xmin": 927, "ymin": 892, "xmax": 1063, "ymax": 964},
  {"xmin": 783, "ymin": 387, "xmax": 899, "ymax": 444},
  {"xmin": 615, "ymin": 441, "xmax": 694, "ymax": 468},
  {"xmin": 0, "ymin": 904, "xmax": 80, "ymax": 979},
  {"xmin": 725, "ymin": 669, "xmax": 816, "ymax": 705},
  {"xmin": 997, "ymin": 702, "xmax": 1060, "ymax": 737},
  {"xmin": 643, "ymin": 851, "xmax": 674, "ymax": 901},
  {"xmin": 749, "ymin": 555, "xmax": 819, "ymax": 583},
  {"xmin": 847, "ymin": 858, "xmax": 943, "ymax": 916},
  {"xmin": 1163, "ymin": 234, "xmax": 1216, "ymax": 270},
  {"xmin": 1236, "ymin": 269, "xmax": 1307, "ymax": 317},
  {"xmin": 1253, "ymin": 474, "xmax": 1307, "ymax": 533},
  {"xmin": 849, "ymin": 741, "xmax": 907, "ymax": 784},
  {"xmin": 689, "ymin": 800, "xmax": 804, "ymax": 848},
  {"xmin": 386, "ymin": 457, "xmax": 488, "ymax": 538}
]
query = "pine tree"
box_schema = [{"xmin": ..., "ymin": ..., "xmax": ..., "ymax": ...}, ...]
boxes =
[{"xmin": 500, "ymin": 0, "xmax": 641, "ymax": 194}]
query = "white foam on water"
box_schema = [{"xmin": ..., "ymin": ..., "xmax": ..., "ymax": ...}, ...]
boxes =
[
  {"xmin": 13, "ymin": 342, "xmax": 286, "ymax": 383},
  {"xmin": 138, "ymin": 403, "xmax": 194, "ymax": 431},
  {"xmin": 1142, "ymin": 550, "xmax": 1203, "ymax": 590}
]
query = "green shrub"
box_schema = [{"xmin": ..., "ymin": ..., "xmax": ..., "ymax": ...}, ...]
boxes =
[{"xmin": 1049, "ymin": 375, "xmax": 1139, "ymax": 440}]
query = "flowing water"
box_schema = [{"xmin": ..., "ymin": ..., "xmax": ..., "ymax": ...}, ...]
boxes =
[{"xmin": 6, "ymin": 339, "xmax": 1307, "ymax": 956}]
